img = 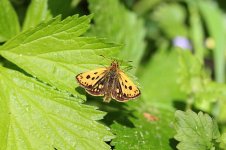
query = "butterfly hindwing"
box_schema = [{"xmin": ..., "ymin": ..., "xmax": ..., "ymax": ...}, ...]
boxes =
[
  {"xmin": 111, "ymin": 78, "xmax": 127, "ymax": 101},
  {"xmin": 117, "ymin": 71, "xmax": 140, "ymax": 100},
  {"xmin": 76, "ymin": 68, "xmax": 107, "ymax": 89}
]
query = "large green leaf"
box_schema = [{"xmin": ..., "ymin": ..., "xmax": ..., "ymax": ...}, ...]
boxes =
[
  {"xmin": 174, "ymin": 110, "xmax": 221, "ymax": 150},
  {"xmin": 111, "ymin": 103, "xmax": 176, "ymax": 150},
  {"xmin": 0, "ymin": 0, "xmax": 20, "ymax": 42},
  {"xmin": 88, "ymin": 0, "xmax": 145, "ymax": 69},
  {"xmin": 0, "ymin": 66, "xmax": 114, "ymax": 149},
  {"xmin": 0, "ymin": 15, "xmax": 119, "ymax": 97}
]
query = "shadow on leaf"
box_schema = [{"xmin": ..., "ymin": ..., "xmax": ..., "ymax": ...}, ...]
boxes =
[
  {"xmin": 173, "ymin": 99, "xmax": 186, "ymax": 110},
  {"xmin": 85, "ymin": 95, "xmax": 136, "ymax": 127},
  {"xmin": 169, "ymin": 138, "xmax": 178, "ymax": 150}
]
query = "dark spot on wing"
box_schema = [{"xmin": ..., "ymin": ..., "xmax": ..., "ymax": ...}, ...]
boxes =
[
  {"xmin": 92, "ymin": 77, "xmax": 95, "ymax": 80},
  {"xmin": 94, "ymin": 72, "xmax": 98, "ymax": 74},
  {"xmin": 122, "ymin": 82, "xmax": 124, "ymax": 86},
  {"xmin": 129, "ymin": 86, "xmax": 132, "ymax": 90},
  {"xmin": 88, "ymin": 85, "xmax": 92, "ymax": 88},
  {"xmin": 125, "ymin": 80, "xmax": 127, "ymax": 82},
  {"xmin": 96, "ymin": 76, "xmax": 99, "ymax": 79},
  {"xmin": 86, "ymin": 75, "xmax": 90, "ymax": 79},
  {"xmin": 125, "ymin": 85, "xmax": 127, "ymax": 89}
]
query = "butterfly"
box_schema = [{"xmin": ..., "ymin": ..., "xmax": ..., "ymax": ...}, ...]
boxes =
[{"xmin": 76, "ymin": 60, "xmax": 141, "ymax": 102}]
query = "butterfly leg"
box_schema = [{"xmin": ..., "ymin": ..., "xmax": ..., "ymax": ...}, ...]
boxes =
[{"xmin": 103, "ymin": 96, "xmax": 111, "ymax": 103}]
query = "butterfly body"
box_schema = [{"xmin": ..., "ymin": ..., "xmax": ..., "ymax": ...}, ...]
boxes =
[{"xmin": 76, "ymin": 61, "xmax": 140, "ymax": 102}]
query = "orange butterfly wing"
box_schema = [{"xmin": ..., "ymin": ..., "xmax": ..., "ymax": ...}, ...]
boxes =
[
  {"xmin": 76, "ymin": 68, "xmax": 107, "ymax": 96},
  {"xmin": 76, "ymin": 61, "xmax": 141, "ymax": 102}
]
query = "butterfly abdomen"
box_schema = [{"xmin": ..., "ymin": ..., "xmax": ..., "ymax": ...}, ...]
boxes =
[{"xmin": 102, "ymin": 70, "xmax": 118, "ymax": 102}]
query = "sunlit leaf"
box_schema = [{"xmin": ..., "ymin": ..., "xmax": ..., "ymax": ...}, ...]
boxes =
[{"xmin": 0, "ymin": 66, "xmax": 114, "ymax": 149}]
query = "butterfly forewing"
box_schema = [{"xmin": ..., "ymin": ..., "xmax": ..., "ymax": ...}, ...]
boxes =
[
  {"xmin": 76, "ymin": 68, "xmax": 107, "ymax": 89},
  {"xmin": 85, "ymin": 74, "xmax": 107, "ymax": 96}
]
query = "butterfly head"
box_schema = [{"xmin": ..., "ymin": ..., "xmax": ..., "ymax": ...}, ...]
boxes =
[{"xmin": 110, "ymin": 60, "xmax": 119, "ymax": 70}]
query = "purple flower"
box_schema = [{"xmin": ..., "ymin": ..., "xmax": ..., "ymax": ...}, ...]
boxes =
[{"xmin": 173, "ymin": 36, "xmax": 192, "ymax": 50}]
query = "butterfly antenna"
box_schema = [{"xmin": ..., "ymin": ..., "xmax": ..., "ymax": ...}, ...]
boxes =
[
  {"xmin": 99, "ymin": 54, "xmax": 113, "ymax": 61},
  {"xmin": 99, "ymin": 54, "xmax": 106, "ymax": 59},
  {"xmin": 124, "ymin": 60, "xmax": 136, "ymax": 71},
  {"xmin": 124, "ymin": 65, "xmax": 134, "ymax": 71}
]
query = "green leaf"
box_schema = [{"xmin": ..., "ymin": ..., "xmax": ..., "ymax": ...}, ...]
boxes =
[
  {"xmin": 111, "ymin": 105, "xmax": 176, "ymax": 150},
  {"xmin": 174, "ymin": 110, "xmax": 221, "ymax": 150},
  {"xmin": 0, "ymin": 15, "xmax": 119, "ymax": 97},
  {"xmin": 111, "ymin": 50, "xmax": 185, "ymax": 149},
  {"xmin": 0, "ymin": 66, "xmax": 114, "ymax": 149},
  {"xmin": 23, "ymin": 0, "xmax": 52, "ymax": 31},
  {"xmin": 88, "ymin": 0, "xmax": 145, "ymax": 68},
  {"xmin": 0, "ymin": 0, "xmax": 20, "ymax": 42}
]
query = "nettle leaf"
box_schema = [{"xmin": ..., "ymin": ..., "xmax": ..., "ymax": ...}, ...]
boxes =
[
  {"xmin": 0, "ymin": 15, "xmax": 119, "ymax": 97},
  {"xmin": 111, "ymin": 104, "xmax": 175, "ymax": 150},
  {"xmin": 174, "ymin": 110, "xmax": 221, "ymax": 150},
  {"xmin": 0, "ymin": 66, "xmax": 114, "ymax": 149},
  {"xmin": 88, "ymin": 0, "xmax": 145, "ymax": 68},
  {"xmin": 111, "ymin": 50, "xmax": 186, "ymax": 149},
  {"xmin": 0, "ymin": 0, "xmax": 20, "ymax": 42}
]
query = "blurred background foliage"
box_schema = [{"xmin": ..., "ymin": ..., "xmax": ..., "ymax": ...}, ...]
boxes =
[{"xmin": 1, "ymin": 0, "xmax": 226, "ymax": 149}]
